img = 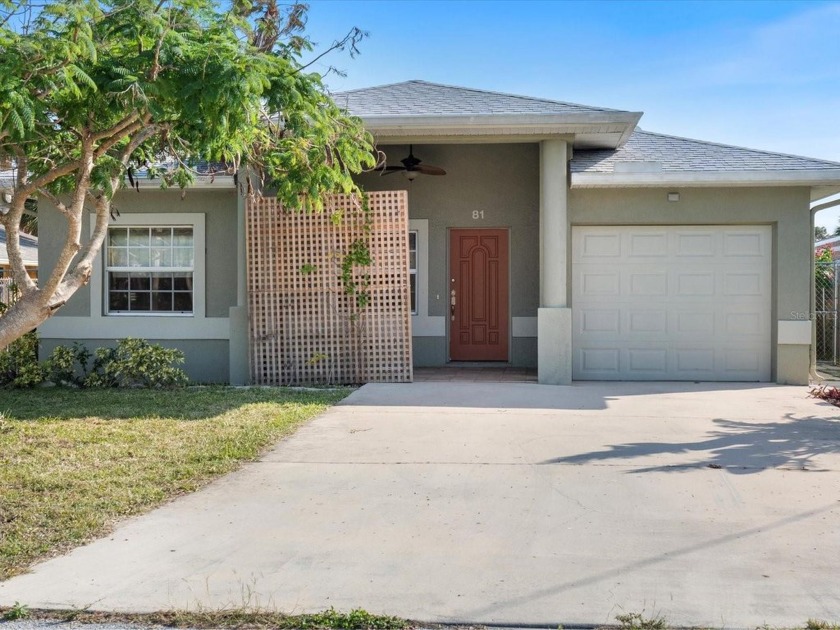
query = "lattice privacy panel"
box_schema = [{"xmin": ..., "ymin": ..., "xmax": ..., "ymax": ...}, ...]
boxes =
[{"xmin": 247, "ymin": 191, "xmax": 412, "ymax": 385}]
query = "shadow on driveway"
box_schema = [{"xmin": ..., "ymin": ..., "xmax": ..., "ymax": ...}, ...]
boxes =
[{"xmin": 541, "ymin": 414, "xmax": 840, "ymax": 474}]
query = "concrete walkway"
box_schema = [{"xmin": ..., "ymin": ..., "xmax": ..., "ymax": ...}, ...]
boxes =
[{"xmin": 2, "ymin": 382, "xmax": 840, "ymax": 627}]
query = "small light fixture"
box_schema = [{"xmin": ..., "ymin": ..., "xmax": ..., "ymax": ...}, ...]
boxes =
[
  {"xmin": 667, "ymin": 192, "xmax": 680, "ymax": 202},
  {"xmin": 403, "ymin": 170, "xmax": 419, "ymax": 182}
]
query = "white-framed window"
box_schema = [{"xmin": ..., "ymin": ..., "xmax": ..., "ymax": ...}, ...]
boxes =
[
  {"xmin": 94, "ymin": 213, "xmax": 205, "ymax": 320},
  {"xmin": 408, "ymin": 230, "xmax": 418, "ymax": 315},
  {"xmin": 105, "ymin": 226, "xmax": 194, "ymax": 314}
]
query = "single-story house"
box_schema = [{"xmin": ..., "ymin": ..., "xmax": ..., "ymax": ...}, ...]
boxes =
[
  {"xmin": 816, "ymin": 235, "xmax": 840, "ymax": 260},
  {"xmin": 36, "ymin": 80, "xmax": 840, "ymax": 385},
  {"xmin": 0, "ymin": 225, "xmax": 38, "ymax": 280}
]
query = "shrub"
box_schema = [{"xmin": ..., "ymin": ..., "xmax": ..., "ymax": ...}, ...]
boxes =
[
  {"xmin": 45, "ymin": 342, "xmax": 92, "ymax": 387},
  {"xmin": 84, "ymin": 338, "xmax": 188, "ymax": 389},
  {"xmin": 0, "ymin": 332, "xmax": 44, "ymax": 388}
]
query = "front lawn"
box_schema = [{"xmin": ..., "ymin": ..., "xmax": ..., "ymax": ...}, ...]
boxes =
[{"xmin": 0, "ymin": 386, "xmax": 348, "ymax": 581}]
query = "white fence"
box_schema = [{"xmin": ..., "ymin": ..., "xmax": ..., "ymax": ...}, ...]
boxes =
[{"xmin": 0, "ymin": 278, "xmax": 16, "ymax": 307}]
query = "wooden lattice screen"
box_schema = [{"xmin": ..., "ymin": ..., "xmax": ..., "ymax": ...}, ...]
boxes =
[{"xmin": 247, "ymin": 191, "xmax": 412, "ymax": 385}]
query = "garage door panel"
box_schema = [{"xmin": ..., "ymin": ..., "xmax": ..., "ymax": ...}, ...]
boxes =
[
  {"xmin": 579, "ymin": 232, "xmax": 621, "ymax": 258},
  {"xmin": 580, "ymin": 309, "xmax": 620, "ymax": 333},
  {"xmin": 579, "ymin": 271, "xmax": 620, "ymax": 296},
  {"xmin": 628, "ymin": 348, "xmax": 668, "ymax": 372},
  {"xmin": 676, "ymin": 272, "xmax": 715, "ymax": 296},
  {"xmin": 628, "ymin": 310, "xmax": 668, "ymax": 333},
  {"xmin": 675, "ymin": 311, "xmax": 715, "ymax": 334},
  {"xmin": 580, "ymin": 348, "xmax": 620, "ymax": 372},
  {"xmin": 629, "ymin": 272, "xmax": 668, "ymax": 296},
  {"xmin": 629, "ymin": 232, "xmax": 669, "ymax": 257},
  {"xmin": 675, "ymin": 231, "xmax": 717, "ymax": 256},
  {"xmin": 724, "ymin": 231, "xmax": 765, "ymax": 257},
  {"xmin": 724, "ymin": 272, "xmax": 763, "ymax": 296},
  {"xmin": 573, "ymin": 225, "xmax": 771, "ymax": 382}
]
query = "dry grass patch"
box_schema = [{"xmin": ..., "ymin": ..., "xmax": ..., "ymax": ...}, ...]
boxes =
[{"xmin": 0, "ymin": 386, "xmax": 348, "ymax": 580}]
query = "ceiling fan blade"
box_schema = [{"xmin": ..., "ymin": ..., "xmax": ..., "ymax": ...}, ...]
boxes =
[
  {"xmin": 380, "ymin": 166, "xmax": 406, "ymax": 176},
  {"xmin": 415, "ymin": 164, "xmax": 447, "ymax": 176}
]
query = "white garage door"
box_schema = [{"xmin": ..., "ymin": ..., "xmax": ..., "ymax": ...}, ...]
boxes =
[{"xmin": 572, "ymin": 225, "xmax": 772, "ymax": 381}]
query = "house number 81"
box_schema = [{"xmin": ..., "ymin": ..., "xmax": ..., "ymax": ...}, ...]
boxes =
[{"xmin": 472, "ymin": 210, "xmax": 485, "ymax": 220}]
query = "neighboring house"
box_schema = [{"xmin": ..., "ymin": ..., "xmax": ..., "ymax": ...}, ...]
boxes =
[
  {"xmin": 0, "ymin": 226, "xmax": 38, "ymax": 308},
  {"xmin": 0, "ymin": 225, "xmax": 38, "ymax": 279},
  {"xmin": 36, "ymin": 80, "xmax": 840, "ymax": 385},
  {"xmin": 815, "ymin": 235, "xmax": 840, "ymax": 260}
]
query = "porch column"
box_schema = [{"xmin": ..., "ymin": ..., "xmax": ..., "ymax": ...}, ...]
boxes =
[
  {"xmin": 228, "ymin": 177, "xmax": 250, "ymax": 385},
  {"xmin": 538, "ymin": 139, "xmax": 572, "ymax": 385}
]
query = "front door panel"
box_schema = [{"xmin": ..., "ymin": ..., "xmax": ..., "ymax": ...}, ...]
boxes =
[{"xmin": 449, "ymin": 228, "xmax": 509, "ymax": 361}]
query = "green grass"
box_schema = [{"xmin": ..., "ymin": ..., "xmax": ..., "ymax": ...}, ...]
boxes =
[
  {"xmin": 0, "ymin": 386, "xmax": 348, "ymax": 581},
  {"xmin": 0, "ymin": 606, "xmax": 409, "ymax": 629}
]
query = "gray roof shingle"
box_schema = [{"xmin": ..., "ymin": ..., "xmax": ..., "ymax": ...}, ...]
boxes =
[
  {"xmin": 334, "ymin": 80, "xmax": 631, "ymax": 117},
  {"xmin": 572, "ymin": 129, "xmax": 840, "ymax": 173},
  {"xmin": 0, "ymin": 225, "xmax": 38, "ymax": 266}
]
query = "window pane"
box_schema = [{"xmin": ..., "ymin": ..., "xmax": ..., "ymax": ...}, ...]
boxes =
[
  {"xmin": 129, "ymin": 274, "xmax": 150, "ymax": 291},
  {"xmin": 409, "ymin": 251, "xmax": 417, "ymax": 270},
  {"xmin": 109, "ymin": 291, "xmax": 129, "ymax": 311},
  {"xmin": 150, "ymin": 247, "xmax": 172, "ymax": 267},
  {"xmin": 152, "ymin": 273, "xmax": 173, "ymax": 291},
  {"xmin": 108, "ymin": 248, "xmax": 128, "ymax": 267},
  {"xmin": 109, "ymin": 228, "xmax": 128, "ymax": 247},
  {"xmin": 173, "ymin": 273, "xmax": 192, "ymax": 290},
  {"xmin": 128, "ymin": 228, "xmax": 150, "ymax": 247},
  {"xmin": 109, "ymin": 273, "xmax": 129, "ymax": 290},
  {"xmin": 408, "ymin": 231, "xmax": 417, "ymax": 250},
  {"xmin": 410, "ymin": 274, "xmax": 416, "ymax": 314},
  {"xmin": 129, "ymin": 291, "xmax": 151, "ymax": 311},
  {"xmin": 172, "ymin": 247, "xmax": 193, "ymax": 267},
  {"xmin": 173, "ymin": 292, "xmax": 193, "ymax": 311},
  {"xmin": 151, "ymin": 227, "xmax": 171, "ymax": 246},
  {"xmin": 128, "ymin": 248, "xmax": 150, "ymax": 267},
  {"xmin": 152, "ymin": 292, "xmax": 173, "ymax": 311},
  {"xmin": 172, "ymin": 228, "xmax": 193, "ymax": 246}
]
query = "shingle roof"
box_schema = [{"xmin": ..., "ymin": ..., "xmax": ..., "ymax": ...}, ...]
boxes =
[
  {"xmin": 572, "ymin": 128, "xmax": 840, "ymax": 173},
  {"xmin": 334, "ymin": 80, "xmax": 631, "ymax": 117},
  {"xmin": 0, "ymin": 225, "xmax": 38, "ymax": 266}
]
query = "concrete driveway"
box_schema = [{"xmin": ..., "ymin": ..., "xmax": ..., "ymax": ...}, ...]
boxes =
[{"xmin": 2, "ymin": 382, "xmax": 840, "ymax": 627}]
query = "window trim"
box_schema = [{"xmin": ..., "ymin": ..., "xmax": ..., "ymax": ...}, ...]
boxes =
[
  {"xmin": 105, "ymin": 225, "xmax": 196, "ymax": 316},
  {"xmin": 408, "ymin": 229, "xmax": 418, "ymax": 316},
  {"xmin": 408, "ymin": 219, "xmax": 443, "ymax": 337},
  {"xmin": 91, "ymin": 213, "xmax": 206, "ymax": 320}
]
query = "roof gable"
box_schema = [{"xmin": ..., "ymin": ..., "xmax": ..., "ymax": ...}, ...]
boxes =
[
  {"xmin": 334, "ymin": 80, "xmax": 630, "ymax": 118},
  {"xmin": 334, "ymin": 80, "xmax": 642, "ymax": 149}
]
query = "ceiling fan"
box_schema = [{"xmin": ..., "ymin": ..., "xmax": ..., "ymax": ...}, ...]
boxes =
[{"xmin": 380, "ymin": 145, "xmax": 446, "ymax": 180}]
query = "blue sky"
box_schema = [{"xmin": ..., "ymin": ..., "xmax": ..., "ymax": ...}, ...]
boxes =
[{"xmin": 303, "ymin": 0, "xmax": 840, "ymax": 229}]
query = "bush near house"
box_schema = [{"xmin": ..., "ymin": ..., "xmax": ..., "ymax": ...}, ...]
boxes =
[{"xmin": 0, "ymin": 337, "xmax": 188, "ymax": 388}]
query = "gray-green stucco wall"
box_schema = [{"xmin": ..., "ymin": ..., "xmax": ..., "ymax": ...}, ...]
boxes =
[
  {"xmin": 38, "ymin": 188, "xmax": 238, "ymax": 383},
  {"xmin": 357, "ymin": 143, "xmax": 541, "ymax": 367},
  {"xmin": 568, "ymin": 186, "xmax": 813, "ymax": 383}
]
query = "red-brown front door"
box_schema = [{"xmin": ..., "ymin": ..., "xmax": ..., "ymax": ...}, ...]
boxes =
[{"xmin": 449, "ymin": 228, "xmax": 509, "ymax": 361}]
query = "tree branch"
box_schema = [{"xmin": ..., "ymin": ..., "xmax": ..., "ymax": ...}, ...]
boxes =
[
  {"xmin": 90, "ymin": 111, "xmax": 142, "ymax": 143},
  {"xmin": 36, "ymin": 188, "xmax": 70, "ymax": 216},
  {"xmin": 38, "ymin": 141, "xmax": 95, "ymax": 301},
  {"xmin": 92, "ymin": 119, "xmax": 147, "ymax": 160}
]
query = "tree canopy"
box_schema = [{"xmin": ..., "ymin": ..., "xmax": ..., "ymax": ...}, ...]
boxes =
[{"xmin": 0, "ymin": 0, "xmax": 377, "ymax": 348}]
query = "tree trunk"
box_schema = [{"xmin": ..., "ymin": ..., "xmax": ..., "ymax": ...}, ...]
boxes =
[{"xmin": 0, "ymin": 292, "xmax": 53, "ymax": 350}]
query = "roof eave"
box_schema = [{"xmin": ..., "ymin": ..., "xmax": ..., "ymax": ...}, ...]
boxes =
[
  {"xmin": 361, "ymin": 112, "xmax": 643, "ymax": 148},
  {"xmin": 571, "ymin": 170, "xmax": 840, "ymax": 189},
  {"xmin": 133, "ymin": 176, "xmax": 236, "ymax": 190}
]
